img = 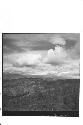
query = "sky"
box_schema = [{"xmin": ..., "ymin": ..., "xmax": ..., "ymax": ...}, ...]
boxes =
[{"xmin": 3, "ymin": 33, "xmax": 80, "ymax": 79}]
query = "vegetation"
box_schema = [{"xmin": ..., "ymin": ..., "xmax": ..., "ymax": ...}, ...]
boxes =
[{"xmin": 3, "ymin": 74, "xmax": 80, "ymax": 111}]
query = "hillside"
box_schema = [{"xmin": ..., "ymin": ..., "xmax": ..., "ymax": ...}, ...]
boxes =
[{"xmin": 3, "ymin": 73, "xmax": 80, "ymax": 114}]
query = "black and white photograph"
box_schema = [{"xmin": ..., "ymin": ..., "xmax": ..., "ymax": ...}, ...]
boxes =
[{"xmin": 2, "ymin": 33, "xmax": 80, "ymax": 116}]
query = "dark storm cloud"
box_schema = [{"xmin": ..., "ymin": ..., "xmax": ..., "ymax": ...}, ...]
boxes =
[
  {"xmin": 65, "ymin": 34, "xmax": 80, "ymax": 49},
  {"xmin": 3, "ymin": 37, "xmax": 25, "ymax": 54},
  {"xmin": 65, "ymin": 39, "xmax": 77, "ymax": 49},
  {"xmin": 3, "ymin": 33, "xmax": 80, "ymax": 59},
  {"xmin": 3, "ymin": 33, "xmax": 80, "ymax": 52},
  {"xmin": 26, "ymin": 40, "xmax": 55, "ymax": 50},
  {"xmin": 3, "ymin": 34, "xmax": 55, "ymax": 53}
]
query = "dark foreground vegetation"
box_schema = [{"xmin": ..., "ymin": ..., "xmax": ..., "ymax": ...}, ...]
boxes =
[{"xmin": 2, "ymin": 74, "xmax": 80, "ymax": 116}]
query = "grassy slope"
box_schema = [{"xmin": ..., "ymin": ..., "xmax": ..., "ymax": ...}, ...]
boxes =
[{"xmin": 3, "ymin": 74, "xmax": 80, "ymax": 111}]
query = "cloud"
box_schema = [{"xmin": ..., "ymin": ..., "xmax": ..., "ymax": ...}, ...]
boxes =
[
  {"xmin": 44, "ymin": 45, "xmax": 68, "ymax": 65},
  {"xmin": 51, "ymin": 36, "xmax": 66, "ymax": 45},
  {"xmin": 15, "ymin": 53, "xmax": 42, "ymax": 66},
  {"xmin": 3, "ymin": 47, "xmax": 80, "ymax": 79},
  {"xmin": 3, "ymin": 51, "xmax": 43, "ymax": 67},
  {"xmin": 69, "ymin": 42, "xmax": 80, "ymax": 59},
  {"xmin": 3, "ymin": 34, "xmax": 80, "ymax": 79},
  {"xmin": 3, "ymin": 33, "xmax": 80, "ymax": 55},
  {"xmin": 3, "ymin": 59, "xmax": 80, "ymax": 79},
  {"xmin": 43, "ymin": 34, "xmax": 80, "ymax": 65}
]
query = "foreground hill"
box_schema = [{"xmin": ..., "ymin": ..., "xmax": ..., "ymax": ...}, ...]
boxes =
[{"xmin": 3, "ymin": 73, "xmax": 80, "ymax": 113}]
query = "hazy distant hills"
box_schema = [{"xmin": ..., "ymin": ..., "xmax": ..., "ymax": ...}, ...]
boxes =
[
  {"xmin": 3, "ymin": 71, "xmax": 80, "ymax": 80},
  {"xmin": 3, "ymin": 72, "xmax": 26, "ymax": 80},
  {"xmin": 3, "ymin": 72, "xmax": 59, "ymax": 80}
]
